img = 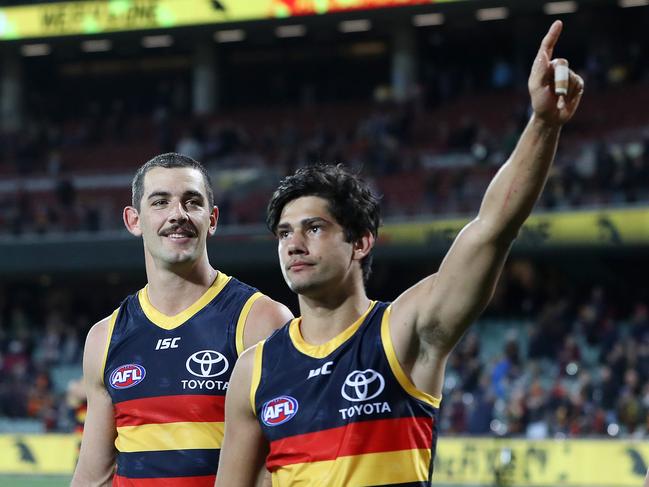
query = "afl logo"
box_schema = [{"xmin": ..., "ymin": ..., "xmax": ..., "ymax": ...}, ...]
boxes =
[
  {"xmin": 261, "ymin": 396, "xmax": 299, "ymax": 427},
  {"xmin": 341, "ymin": 369, "xmax": 385, "ymax": 402},
  {"xmin": 109, "ymin": 364, "xmax": 146, "ymax": 389},
  {"xmin": 186, "ymin": 350, "xmax": 229, "ymax": 378}
]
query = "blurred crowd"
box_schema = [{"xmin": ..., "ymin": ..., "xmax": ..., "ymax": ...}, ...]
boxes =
[
  {"xmin": 1, "ymin": 259, "xmax": 648, "ymax": 440},
  {"xmin": 1, "ymin": 94, "xmax": 648, "ymax": 236},
  {"xmin": 440, "ymin": 260, "xmax": 649, "ymax": 439},
  {"xmin": 0, "ymin": 282, "xmax": 118, "ymax": 432},
  {"xmin": 1, "ymin": 31, "xmax": 649, "ymax": 235}
]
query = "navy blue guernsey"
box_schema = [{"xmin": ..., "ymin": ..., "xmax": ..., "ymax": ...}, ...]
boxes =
[
  {"xmin": 251, "ymin": 301, "xmax": 441, "ymax": 486},
  {"xmin": 101, "ymin": 272, "xmax": 262, "ymax": 487}
]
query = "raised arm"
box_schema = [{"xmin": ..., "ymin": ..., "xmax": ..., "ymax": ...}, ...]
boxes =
[
  {"xmin": 389, "ymin": 21, "xmax": 584, "ymax": 396},
  {"xmin": 71, "ymin": 317, "xmax": 118, "ymax": 486},
  {"xmin": 215, "ymin": 346, "xmax": 269, "ymax": 487}
]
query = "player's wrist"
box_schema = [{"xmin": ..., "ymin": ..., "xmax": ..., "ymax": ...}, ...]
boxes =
[{"xmin": 530, "ymin": 112, "xmax": 563, "ymax": 132}]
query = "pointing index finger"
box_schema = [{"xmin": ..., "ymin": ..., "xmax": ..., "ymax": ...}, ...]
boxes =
[{"xmin": 537, "ymin": 20, "xmax": 563, "ymax": 61}]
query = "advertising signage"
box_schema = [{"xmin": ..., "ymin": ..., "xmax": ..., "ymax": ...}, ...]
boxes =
[{"xmin": 0, "ymin": 0, "xmax": 466, "ymax": 40}]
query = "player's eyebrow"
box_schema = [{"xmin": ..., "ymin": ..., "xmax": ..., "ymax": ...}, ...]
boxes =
[
  {"xmin": 147, "ymin": 191, "xmax": 172, "ymax": 201},
  {"xmin": 182, "ymin": 190, "xmax": 205, "ymax": 202},
  {"xmin": 301, "ymin": 217, "xmax": 329, "ymax": 227},
  {"xmin": 277, "ymin": 217, "xmax": 330, "ymax": 231},
  {"xmin": 147, "ymin": 190, "xmax": 204, "ymax": 201}
]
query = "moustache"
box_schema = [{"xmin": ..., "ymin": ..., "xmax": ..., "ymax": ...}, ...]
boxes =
[{"xmin": 159, "ymin": 225, "xmax": 198, "ymax": 237}]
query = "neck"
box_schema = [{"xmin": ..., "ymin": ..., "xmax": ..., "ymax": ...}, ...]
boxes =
[
  {"xmin": 297, "ymin": 278, "xmax": 371, "ymax": 345},
  {"xmin": 144, "ymin": 252, "xmax": 218, "ymax": 316}
]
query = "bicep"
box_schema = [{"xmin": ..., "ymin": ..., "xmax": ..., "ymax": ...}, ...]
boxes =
[
  {"xmin": 72, "ymin": 322, "xmax": 117, "ymax": 485},
  {"xmin": 216, "ymin": 350, "xmax": 268, "ymax": 487},
  {"xmin": 74, "ymin": 383, "xmax": 117, "ymax": 484},
  {"xmin": 392, "ymin": 219, "xmax": 511, "ymax": 356}
]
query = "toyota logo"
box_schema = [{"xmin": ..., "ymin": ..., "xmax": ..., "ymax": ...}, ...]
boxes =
[
  {"xmin": 186, "ymin": 350, "xmax": 229, "ymax": 378},
  {"xmin": 341, "ymin": 369, "xmax": 385, "ymax": 402}
]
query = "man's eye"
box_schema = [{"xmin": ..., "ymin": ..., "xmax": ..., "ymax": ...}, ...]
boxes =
[{"xmin": 152, "ymin": 200, "xmax": 167, "ymax": 206}]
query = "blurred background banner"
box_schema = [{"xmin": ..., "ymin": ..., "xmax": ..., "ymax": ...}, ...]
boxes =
[
  {"xmin": 1, "ymin": 433, "xmax": 648, "ymax": 485},
  {"xmin": 0, "ymin": 0, "xmax": 470, "ymax": 41},
  {"xmin": 382, "ymin": 206, "xmax": 649, "ymax": 246},
  {"xmin": 435, "ymin": 437, "xmax": 649, "ymax": 486},
  {"xmin": 0, "ymin": 434, "xmax": 78, "ymax": 474}
]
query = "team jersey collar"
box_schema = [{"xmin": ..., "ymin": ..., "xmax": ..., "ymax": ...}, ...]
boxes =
[
  {"xmin": 138, "ymin": 271, "xmax": 231, "ymax": 330},
  {"xmin": 289, "ymin": 301, "xmax": 377, "ymax": 359}
]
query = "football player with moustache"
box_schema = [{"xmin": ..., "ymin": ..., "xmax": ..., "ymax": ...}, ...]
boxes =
[{"xmin": 72, "ymin": 153, "xmax": 293, "ymax": 486}]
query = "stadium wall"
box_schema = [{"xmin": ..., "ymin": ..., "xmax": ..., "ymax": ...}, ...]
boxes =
[{"xmin": 2, "ymin": 434, "xmax": 648, "ymax": 486}]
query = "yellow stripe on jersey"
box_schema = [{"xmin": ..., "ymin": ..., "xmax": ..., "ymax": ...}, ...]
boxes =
[
  {"xmin": 100, "ymin": 309, "xmax": 119, "ymax": 386},
  {"xmin": 250, "ymin": 341, "xmax": 265, "ymax": 416},
  {"xmin": 380, "ymin": 305, "xmax": 441, "ymax": 408},
  {"xmin": 236, "ymin": 291, "xmax": 263, "ymax": 355},
  {"xmin": 289, "ymin": 301, "xmax": 377, "ymax": 359},
  {"xmin": 138, "ymin": 272, "xmax": 231, "ymax": 330},
  {"xmin": 115, "ymin": 421, "xmax": 224, "ymax": 452},
  {"xmin": 272, "ymin": 448, "xmax": 431, "ymax": 486}
]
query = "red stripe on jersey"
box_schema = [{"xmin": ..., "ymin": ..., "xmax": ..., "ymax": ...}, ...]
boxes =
[
  {"xmin": 267, "ymin": 416, "xmax": 433, "ymax": 470},
  {"xmin": 115, "ymin": 395, "xmax": 225, "ymax": 427},
  {"xmin": 113, "ymin": 474, "xmax": 215, "ymax": 486}
]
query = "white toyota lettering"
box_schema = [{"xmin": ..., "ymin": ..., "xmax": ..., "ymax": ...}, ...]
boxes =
[
  {"xmin": 339, "ymin": 402, "xmax": 392, "ymax": 420},
  {"xmin": 181, "ymin": 379, "xmax": 229, "ymax": 391}
]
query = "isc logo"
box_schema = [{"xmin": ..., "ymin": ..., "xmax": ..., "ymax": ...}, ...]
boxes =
[
  {"xmin": 109, "ymin": 364, "xmax": 146, "ymax": 389},
  {"xmin": 261, "ymin": 396, "xmax": 299, "ymax": 427},
  {"xmin": 155, "ymin": 337, "xmax": 180, "ymax": 350}
]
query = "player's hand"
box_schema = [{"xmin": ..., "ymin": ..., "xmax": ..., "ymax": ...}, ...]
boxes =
[{"xmin": 528, "ymin": 20, "xmax": 584, "ymax": 126}]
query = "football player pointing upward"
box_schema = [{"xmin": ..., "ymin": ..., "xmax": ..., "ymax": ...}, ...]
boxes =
[{"xmin": 216, "ymin": 21, "xmax": 583, "ymax": 487}]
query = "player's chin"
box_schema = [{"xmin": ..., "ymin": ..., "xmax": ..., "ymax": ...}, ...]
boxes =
[
  {"xmin": 164, "ymin": 249, "xmax": 198, "ymax": 265},
  {"xmin": 288, "ymin": 276, "xmax": 326, "ymax": 296},
  {"xmin": 287, "ymin": 278, "xmax": 312, "ymax": 295}
]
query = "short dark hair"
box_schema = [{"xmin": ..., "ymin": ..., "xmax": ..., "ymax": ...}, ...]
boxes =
[
  {"xmin": 131, "ymin": 153, "xmax": 214, "ymax": 210},
  {"xmin": 266, "ymin": 164, "xmax": 381, "ymax": 283}
]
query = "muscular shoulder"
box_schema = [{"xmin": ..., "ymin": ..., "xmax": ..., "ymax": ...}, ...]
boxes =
[
  {"xmin": 83, "ymin": 313, "xmax": 116, "ymax": 388},
  {"xmin": 243, "ymin": 296, "xmax": 293, "ymax": 349},
  {"xmin": 236, "ymin": 344, "xmax": 258, "ymax": 378},
  {"xmin": 86, "ymin": 315, "xmax": 113, "ymax": 352}
]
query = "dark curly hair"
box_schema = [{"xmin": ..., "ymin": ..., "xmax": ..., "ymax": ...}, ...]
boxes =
[
  {"xmin": 266, "ymin": 164, "xmax": 382, "ymax": 283},
  {"xmin": 131, "ymin": 153, "xmax": 214, "ymax": 210}
]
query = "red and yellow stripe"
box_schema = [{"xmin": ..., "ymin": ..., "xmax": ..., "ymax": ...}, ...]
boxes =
[
  {"xmin": 267, "ymin": 417, "xmax": 433, "ymax": 485},
  {"xmin": 113, "ymin": 474, "xmax": 216, "ymax": 487},
  {"xmin": 272, "ymin": 449, "xmax": 431, "ymax": 486},
  {"xmin": 114, "ymin": 395, "xmax": 225, "ymax": 452}
]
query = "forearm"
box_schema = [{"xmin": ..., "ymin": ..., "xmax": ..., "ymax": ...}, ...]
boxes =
[
  {"xmin": 71, "ymin": 457, "xmax": 114, "ymax": 486},
  {"xmin": 478, "ymin": 114, "xmax": 561, "ymax": 240}
]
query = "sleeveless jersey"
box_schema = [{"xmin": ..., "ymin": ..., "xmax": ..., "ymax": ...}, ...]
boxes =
[
  {"xmin": 252, "ymin": 301, "xmax": 441, "ymax": 487},
  {"xmin": 102, "ymin": 272, "xmax": 262, "ymax": 487}
]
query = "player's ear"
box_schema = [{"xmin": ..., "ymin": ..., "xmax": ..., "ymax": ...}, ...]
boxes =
[
  {"xmin": 123, "ymin": 206, "xmax": 142, "ymax": 237},
  {"xmin": 208, "ymin": 206, "xmax": 219, "ymax": 236},
  {"xmin": 352, "ymin": 230, "xmax": 375, "ymax": 262}
]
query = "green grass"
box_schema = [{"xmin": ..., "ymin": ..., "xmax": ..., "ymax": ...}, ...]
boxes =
[{"xmin": 0, "ymin": 475, "xmax": 71, "ymax": 487}]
